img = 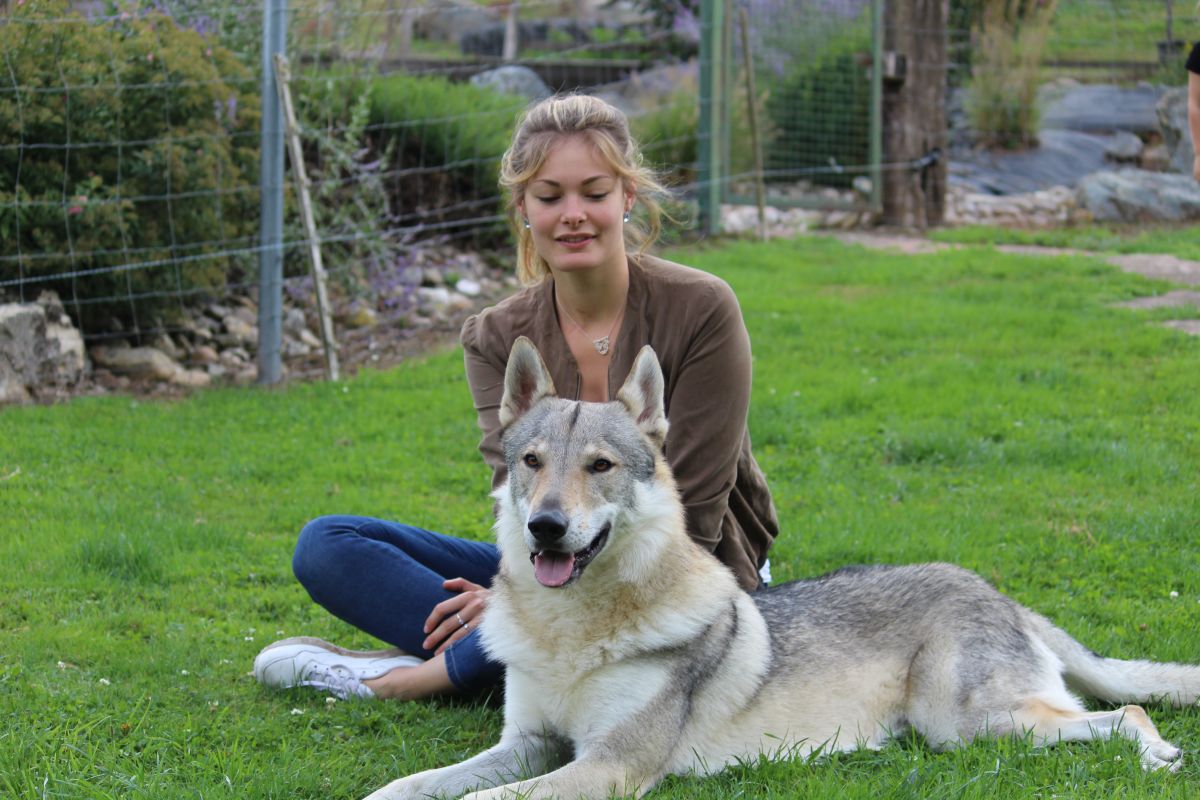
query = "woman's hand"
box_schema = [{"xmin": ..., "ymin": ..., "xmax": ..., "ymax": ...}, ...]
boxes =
[{"xmin": 422, "ymin": 578, "xmax": 491, "ymax": 655}]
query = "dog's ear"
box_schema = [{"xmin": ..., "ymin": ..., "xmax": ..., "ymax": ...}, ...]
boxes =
[
  {"xmin": 616, "ymin": 345, "xmax": 668, "ymax": 449},
  {"xmin": 500, "ymin": 336, "xmax": 557, "ymax": 428}
]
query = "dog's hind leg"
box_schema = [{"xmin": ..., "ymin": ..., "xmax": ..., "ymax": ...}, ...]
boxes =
[{"xmin": 1003, "ymin": 697, "xmax": 1183, "ymax": 772}]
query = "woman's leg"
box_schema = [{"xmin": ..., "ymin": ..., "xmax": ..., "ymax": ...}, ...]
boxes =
[{"xmin": 288, "ymin": 514, "xmax": 503, "ymax": 694}]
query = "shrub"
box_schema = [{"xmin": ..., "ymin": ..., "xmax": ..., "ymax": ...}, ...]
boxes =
[
  {"xmin": 0, "ymin": 0, "xmax": 260, "ymax": 334},
  {"xmin": 764, "ymin": 28, "xmax": 872, "ymax": 189},
  {"xmin": 366, "ymin": 74, "xmax": 526, "ymax": 245},
  {"xmin": 965, "ymin": 0, "xmax": 1057, "ymax": 150}
]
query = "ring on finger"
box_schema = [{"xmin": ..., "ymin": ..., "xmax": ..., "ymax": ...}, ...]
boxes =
[{"xmin": 456, "ymin": 611, "xmax": 468, "ymax": 629}]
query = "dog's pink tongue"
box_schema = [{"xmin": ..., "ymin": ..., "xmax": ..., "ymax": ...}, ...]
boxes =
[{"xmin": 534, "ymin": 551, "xmax": 575, "ymax": 587}]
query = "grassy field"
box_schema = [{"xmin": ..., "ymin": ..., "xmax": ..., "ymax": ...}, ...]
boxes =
[
  {"xmin": 3, "ymin": 235, "xmax": 1200, "ymax": 798},
  {"xmin": 931, "ymin": 224, "xmax": 1200, "ymax": 261}
]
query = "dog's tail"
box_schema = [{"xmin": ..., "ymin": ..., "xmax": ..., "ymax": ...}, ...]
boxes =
[{"xmin": 1031, "ymin": 613, "xmax": 1200, "ymax": 708}]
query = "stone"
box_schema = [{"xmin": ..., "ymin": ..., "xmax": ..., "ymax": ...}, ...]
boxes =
[
  {"xmin": 1104, "ymin": 131, "xmax": 1144, "ymax": 163},
  {"xmin": 189, "ymin": 345, "xmax": 219, "ymax": 365},
  {"xmin": 469, "ymin": 66, "xmax": 551, "ymax": 102},
  {"xmin": 455, "ymin": 278, "xmax": 482, "ymax": 297},
  {"xmin": 171, "ymin": 369, "xmax": 212, "ymax": 388},
  {"xmin": 1039, "ymin": 82, "xmax": 1165, "ymax": 136},
  {"xmin": 222, "ymin": 314, "xmax": 257, "ymax": 347},
  {"xmin": 1076, "ymin": 169, "xmax": 1200, "ymax": 223},
  {"xmin": 341, "ymin": 302, "xmax": 379, "ymax": 329},
  {"xmin": 89, "ymin": 345, "xmax": 181, "ymax": 381},
  {"xmin": 0, "ymin": 301, "xmax": 88, "ymax": 403},
  {"xmin": 1156, "ymin": 87, "xmax": 1195, "ymax": 175}
]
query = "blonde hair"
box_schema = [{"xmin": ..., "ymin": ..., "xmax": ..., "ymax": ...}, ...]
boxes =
[{"xmin": 499, "ymin": 93, "xmax": 670, "ymax": 286}]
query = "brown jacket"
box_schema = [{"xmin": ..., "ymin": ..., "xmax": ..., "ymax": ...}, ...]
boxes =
[{"xmin": 460, "ymin": 254, "xmax": 779, "ymax": 590}]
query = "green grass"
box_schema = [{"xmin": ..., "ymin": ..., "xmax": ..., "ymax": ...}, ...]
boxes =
[
  {"xmin": 931, "ymin": 224, "xmax": 1200, "ymax": 261},
  {"xmin": 1047, "ymin": 0, "xmax": 1197, "ymax": 63},
  {"xmin": 3, "ymin": 236, "xmax": 1200, "ymax": 798}
]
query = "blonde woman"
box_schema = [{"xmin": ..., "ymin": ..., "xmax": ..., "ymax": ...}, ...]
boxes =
[{"xmin": 253, "ymin": 94, "xmax": 779, "ymax": 702}]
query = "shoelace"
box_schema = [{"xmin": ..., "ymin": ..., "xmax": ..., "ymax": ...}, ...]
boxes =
[{"xmin": 299, "ymin": 663, "xmax": 371, "ymax": 700}]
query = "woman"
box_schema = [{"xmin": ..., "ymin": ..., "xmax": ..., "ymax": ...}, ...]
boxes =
[{"xmin": 254, "ymin": 94, "xmax": 779, "ymax": 701}]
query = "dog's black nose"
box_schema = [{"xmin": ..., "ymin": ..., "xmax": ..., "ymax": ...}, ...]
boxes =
[{"xmin": 527, "ymin": 510, "xmax": 569, "ymax": 544}]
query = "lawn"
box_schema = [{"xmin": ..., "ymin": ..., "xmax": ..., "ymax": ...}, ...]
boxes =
[{"xmin": 3, "ymin": 235, "xmax": 1200, "ymax": 798}]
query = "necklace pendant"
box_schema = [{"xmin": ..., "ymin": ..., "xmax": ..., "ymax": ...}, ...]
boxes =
[{"xmin": 593, "ymin": 336, "xmax": 610, "ymax": 356}]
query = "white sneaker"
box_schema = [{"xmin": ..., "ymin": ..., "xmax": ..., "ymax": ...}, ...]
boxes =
[{"xmin": 253, "ymin": 636, "xmax": 423, "ymax": 700}]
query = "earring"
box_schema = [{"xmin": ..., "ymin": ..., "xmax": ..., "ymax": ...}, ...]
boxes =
[
  {"xmin": 622, "ymin": 211, "xmax": 631, "ymax": 223},
  {"xmin": 522, "ymin": 217, "xmax": 530, "ymax": 229}
]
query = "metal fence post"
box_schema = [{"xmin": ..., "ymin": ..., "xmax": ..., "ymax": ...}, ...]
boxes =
[
  {"xmin": 258, "ymin": 0, "xmax": 288, "ymax": 385},
  {"xmin": 697, "ymin": 0, "xmax": 726, "ymax": 236}
]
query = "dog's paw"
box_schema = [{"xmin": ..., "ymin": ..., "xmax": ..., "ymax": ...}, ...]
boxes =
[
  {"xmin": 1140, "ymin": 741, "xmax": 1183, "ymax": 772},
  {"xmin": 360, "ymin": 777, "xmax": 427, "ymax": 800}
]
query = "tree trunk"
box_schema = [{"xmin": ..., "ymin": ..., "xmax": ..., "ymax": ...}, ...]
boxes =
[{"xmin": 882, "ymin": 0, "xmax": 948, "ymax": 228}]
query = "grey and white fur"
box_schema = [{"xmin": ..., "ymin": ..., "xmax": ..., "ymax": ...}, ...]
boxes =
[{"xmin": 362, "ymin": 337, "xmax": 1200, "ymax": 800}]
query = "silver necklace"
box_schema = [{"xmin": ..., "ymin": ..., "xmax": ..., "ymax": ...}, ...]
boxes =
[{"xmin": 557, "ymin": 297, "xmax": 622, "ymax": 356}]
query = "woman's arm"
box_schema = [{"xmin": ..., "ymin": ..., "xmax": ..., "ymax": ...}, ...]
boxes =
[{"xmin": 659, "ymin": 280, "xmax": 755, "ymax": 553}]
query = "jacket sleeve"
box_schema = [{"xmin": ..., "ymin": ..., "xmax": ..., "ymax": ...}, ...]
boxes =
[
  {"xmin": 460, "ymin": 313, "xmax": 509, "ymax": 491},
  {"xmin": 662, "ymin": 280, "xmax": 753, "ymax": 552}
]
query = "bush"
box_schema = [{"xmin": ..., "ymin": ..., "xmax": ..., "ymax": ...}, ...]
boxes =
[
  {"xmin": 0, "ymin": 0, "xmax": 260, "ymax": 334},
  {"xmin": 366, "ymin": 74, "xmax": 526, "ymax": 245},
  {"xmin": 965, "ymin": 0, "xmax": 1057, "ymax": 150},
  {"xmin": 764, "ymin": 29, "xmax": 871, "ymax": 189}
]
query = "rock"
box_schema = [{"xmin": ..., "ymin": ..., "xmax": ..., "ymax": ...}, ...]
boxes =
[
  {"xmin": 189, "ymin": 345, "xmax": 219, "ymax": 366},
  {"xmin": 1076, "ymin": 169, "xmax": 1200, "ymax": 223},
  {"xmin": 222, "ymin": 314, "xmax": 257, "ymax": 347},
  {"xmin": 283, "ymin": 307, "xmax": 310, "ymax": 337},
  {"xmin": 469, "ymin": 65, "xmax": 551, "ymax": 102},
  {"xmin": 455, "ymin": 278, "xmax": 482, "ymax": 297},
  {"xmin": 0, "ymin": 301, "xmax": 88, "ymax": 403},
  {"xmin": 1039, "ymin": 82, "xmax": 1165, "ymax": 136},
  {"xmin": 89, "ymin": 345, "xmax": 182, "ymax": 381},
  {"xmin": 1104, "ymin": 131, "xmax": 1144, "ymax": 163},
  {"xmin": 341, "ymin": 302, "xmax": 379, "ymax": 329},
  {"xmin": 151, "ymin": 333, "xmax": 182, "ymax": 360},
  {"xmin": 1156, "ymin": 87, "xmax": 1195, "ymax": 175},
  {"xmin": 414, "ymin": 0, "xmax": 496, "ymax": 44},
  {"xmin": 171, "ymin": 369, "xmax": 212, "ymax": 388}
]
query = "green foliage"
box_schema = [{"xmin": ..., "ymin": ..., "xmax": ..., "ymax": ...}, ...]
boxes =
[
  {"xmin": 366, "ymin": 73, "xmax": 526, "ymax": 243},
  {"xmin": 965, "ymin": 0, "xmax": 1058, "ymax": 150},
  {"xmin": 0, "ymin": 0, "xmax": 259, "ymax": 333},
  {"xmin": 3, "ymin": 236, "xmax": 1200, "ymax": 796},
  {"xmin": 287, "ymin": 68, "xmax": 397, "ymax": 289},
  {"xmin": 764, "ymin": 28, "xmax": 872, "ymax": 188}
]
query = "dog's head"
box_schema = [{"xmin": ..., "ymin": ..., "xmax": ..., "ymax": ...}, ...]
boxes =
[{"xmin": 496, "ymin": 336, "xmax": 677, "ymax": 589}]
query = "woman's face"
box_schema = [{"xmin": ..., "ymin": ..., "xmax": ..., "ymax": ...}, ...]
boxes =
[{"xmin": 518, "ymin": 135, "xmax": 633, "ymax": 278}]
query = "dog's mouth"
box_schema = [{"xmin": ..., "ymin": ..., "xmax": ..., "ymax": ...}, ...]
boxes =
[{"xmin": 529, "ymin": 524, "xmax": 610, "ymax": 588}]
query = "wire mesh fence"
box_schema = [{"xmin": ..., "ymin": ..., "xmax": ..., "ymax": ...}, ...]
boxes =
[{"xmin": 1, "ymin": 0, "xmax": 1194, "ymax": 386}]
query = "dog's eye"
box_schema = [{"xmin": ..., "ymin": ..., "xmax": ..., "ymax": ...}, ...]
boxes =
[
  {"xmin": 523, "ymin": 453, "xmax": 541, "ymax": 469},
  {"xmin": 591, "ymin": 458, "xmax": 612, "ymax": 473}
]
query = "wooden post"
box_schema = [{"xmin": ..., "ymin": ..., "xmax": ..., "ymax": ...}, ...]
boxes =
[
  {"xmin": 273, "ymin": 53, "xmax": 340, "ymax": 382},
  {"xmin": 738, "ymin": 8, "xmax": 766, "ymax": 241},
  {"xmin": 881, "ymin": 0, "xmax": 948, "ymax": 228}
]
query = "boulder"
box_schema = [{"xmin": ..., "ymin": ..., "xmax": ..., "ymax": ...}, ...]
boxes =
[
  {"xmin": 469, "ymin": 65, "xmax": 551, "ymax": 102},
  {"xmin": 1039, "ymin": 82, "xmax": 1165, "ymax": 136},
  {"xmin": 89, "ymin": 344, "xmax": 182, "ymax": 382},
  {"xmin": 0, "ymin": 300, "xmax": 88, "ymax": 403},
  {"xmin": 1076, "ymin": 169, "xmax": 1200, "ymax": 223},
  {"xmin": 1156, "ymin": 87, "xmax": 1195, "ymax": 175}
]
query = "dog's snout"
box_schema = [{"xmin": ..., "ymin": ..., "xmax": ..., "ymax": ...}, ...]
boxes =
[{"xmin": 527, "ymin": 510, "xmax": 569, "ymax": 544}]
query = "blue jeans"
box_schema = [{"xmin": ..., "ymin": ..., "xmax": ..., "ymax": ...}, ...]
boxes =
[{"xmin": 292, "ymin": 515, "xmax": 503, "ymax": 692}]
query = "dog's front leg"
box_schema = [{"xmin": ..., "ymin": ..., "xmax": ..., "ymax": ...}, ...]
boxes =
[
  {"xmin": 361, "ymin": 729, "xmax": 569, "ymax": 800},
  {"xmin": 461, "ymin": 756, "xmax": 649, "ymax": 800}
]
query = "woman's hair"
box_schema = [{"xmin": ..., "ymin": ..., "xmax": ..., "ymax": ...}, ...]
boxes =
[{"xmin": 499, "ymin": 93, "xmax": 671, "ymax": 285}]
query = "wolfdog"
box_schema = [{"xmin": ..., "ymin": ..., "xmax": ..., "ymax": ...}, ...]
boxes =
[{"xmin": 363, "ymin": 337, "xmax": 1200, "ymax": 800}]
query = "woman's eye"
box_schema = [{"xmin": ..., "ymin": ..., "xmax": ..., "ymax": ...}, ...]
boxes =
[
  {"xmin": 592, "ymin": 459, "xmax": 612, "ymax": 473},
  {"xmin": 536, "ymin": 196, "xmax": 559, "ymax": 203},
  {"xmin": 523, "ymin": 453, "xmax": 541, "ymax": 468},
  {"xmin": 587, "ymin": 192, "xmax": 610, "ymax": 201}
]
